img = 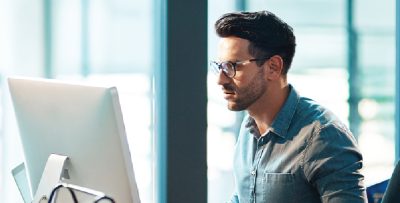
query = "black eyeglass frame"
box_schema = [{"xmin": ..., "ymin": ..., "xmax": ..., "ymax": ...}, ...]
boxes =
[{"xmin": 210, "ymin": 57, "xmax": 271, "ymax": 78}]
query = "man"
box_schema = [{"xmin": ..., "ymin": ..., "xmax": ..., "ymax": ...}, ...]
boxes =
[{"xmin": 211, "ymin": 11, "xmax": 366, "ymax": 203}]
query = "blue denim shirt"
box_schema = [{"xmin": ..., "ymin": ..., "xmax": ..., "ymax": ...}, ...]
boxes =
[{"xmin": 230, "ymin": 85, "xmax": 366, "ymax": 203}]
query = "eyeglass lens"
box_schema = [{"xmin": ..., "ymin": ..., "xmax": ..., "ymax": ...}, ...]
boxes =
[{"xmin": 211, "ymin": 62, "xmax": 235, "ymax": 78}]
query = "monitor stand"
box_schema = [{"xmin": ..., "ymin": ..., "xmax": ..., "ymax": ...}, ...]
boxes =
[{"xmin": 32, "ymin": 154, "xmax": 69, "ymax": 203}]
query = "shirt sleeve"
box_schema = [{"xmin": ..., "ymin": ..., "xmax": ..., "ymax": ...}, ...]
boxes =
[{"xmin": 302, "ymin": 123, "xmax": 367, "ymax": 203}]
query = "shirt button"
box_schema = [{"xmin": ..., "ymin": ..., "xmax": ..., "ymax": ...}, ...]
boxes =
[{"xmin": 251, "ymin": 170, "xmax": 256, "ymax": 176}]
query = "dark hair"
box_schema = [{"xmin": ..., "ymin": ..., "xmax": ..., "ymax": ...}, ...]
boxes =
[{"xmin": 215, "ymin": 11, "xmax": 296, "ymax": 74}]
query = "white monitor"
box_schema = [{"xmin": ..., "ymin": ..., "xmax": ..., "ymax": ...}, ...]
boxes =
[{"xmin": 8, "ymin": 77, "xmax": 141, "ymax": 203}]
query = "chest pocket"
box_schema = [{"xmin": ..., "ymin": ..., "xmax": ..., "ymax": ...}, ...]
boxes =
[{"xmin": 261, "ymin": 173, "xmax": 296, "ymax": 203}]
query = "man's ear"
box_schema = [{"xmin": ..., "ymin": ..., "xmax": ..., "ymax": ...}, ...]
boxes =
[{"xmin": 265, "ymin": 55, "xmax": 284, "ymax": 80}]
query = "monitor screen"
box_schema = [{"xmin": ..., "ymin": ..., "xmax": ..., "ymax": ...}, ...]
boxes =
[{"xmin": 8, "ymin": 77, "xmax": 141, "ymax": 202}]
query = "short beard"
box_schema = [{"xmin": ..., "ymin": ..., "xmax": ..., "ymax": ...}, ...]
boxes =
[{"xmin": 227, "ymin": 69, "xmax": 266, "ymax": 111}]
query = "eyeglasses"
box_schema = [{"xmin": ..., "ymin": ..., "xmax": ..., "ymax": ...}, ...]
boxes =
[{"xmin": 210, "ymin": 57, "xmax": 271, "ymax": 78}]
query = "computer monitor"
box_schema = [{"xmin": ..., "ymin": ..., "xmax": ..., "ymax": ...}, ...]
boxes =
[{"xmin": 8, "ymin": 77, "xmax": 141, "ymax": 203}]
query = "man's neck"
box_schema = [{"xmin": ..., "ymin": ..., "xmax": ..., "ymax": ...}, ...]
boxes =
[{"xmin": 247, "ymin": 84, "xmax": 290, "ymax": 135}]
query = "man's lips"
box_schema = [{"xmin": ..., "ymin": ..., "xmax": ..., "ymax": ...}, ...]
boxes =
[
  {"xmin": 222, "ymin": 86, "xmax": 235, "ymax": 93},
  {"xmin": 222, "ymin": 90, "xmax": 235, "ymax": 99},
  {"xmin": 223, "ymin": 90, "xmax": 234, "ymax": 94}
]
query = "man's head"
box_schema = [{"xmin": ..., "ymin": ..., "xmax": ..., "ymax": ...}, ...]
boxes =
[
  {"xmin": 215, "ymin": 11, "xmax": 296, "ymax": 74},
  {"xmin": 213, "ymin": 11, "xmax": 296, "ymax": 111}
]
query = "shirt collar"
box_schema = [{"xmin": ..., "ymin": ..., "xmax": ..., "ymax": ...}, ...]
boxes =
[
  {"xmin": 270, "ymin": 85, "xmax": 299, "ymax": 139},
  {"xmin": 245, "ymin": 84, "xmax": 299, "ymax": 140}
]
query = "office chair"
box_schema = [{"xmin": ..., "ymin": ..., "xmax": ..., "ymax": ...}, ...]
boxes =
[{"xmin": 381, "ymin": 160, "xmax": 400, "ymax": 203}]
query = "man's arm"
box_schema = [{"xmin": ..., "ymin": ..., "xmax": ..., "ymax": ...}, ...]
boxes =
[{"xmin": 302, "ymin": 123, "xmax": 367, "ymax": 202}]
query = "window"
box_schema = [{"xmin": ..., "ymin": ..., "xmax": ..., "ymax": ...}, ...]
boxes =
[{"xmin": 0, "ymin": 1, "xmax": 154, "ymax": 202}]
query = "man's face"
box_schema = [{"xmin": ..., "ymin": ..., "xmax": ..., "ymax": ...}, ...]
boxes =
[{"xmin": 216, "ymin": 37, "xmax": 267, "ymax": 111}]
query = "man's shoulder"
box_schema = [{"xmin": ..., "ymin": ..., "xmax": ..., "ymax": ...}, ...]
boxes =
[
  {"xmin": 295, "ymin": 96, "xmax": 340, "ymax": 126},
  {"xmin": 290, "ymin": 96, "xmax": 354, "ymax": 139}
]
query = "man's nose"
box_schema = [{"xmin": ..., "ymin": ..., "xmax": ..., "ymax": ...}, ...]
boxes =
[{"xmin": 216, "ymin": 71, "xmax": 230, "ymax": 86}]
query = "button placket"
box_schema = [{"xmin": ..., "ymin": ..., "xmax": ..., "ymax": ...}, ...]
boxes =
[{"xmin": 250, "ymin": 141, "xmax": 265, "ymax": 202}]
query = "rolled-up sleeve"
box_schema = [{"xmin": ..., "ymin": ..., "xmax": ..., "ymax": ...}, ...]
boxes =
[{"xmin": 302, "ymin": 123, "xmax": 367, "ymax": 203}]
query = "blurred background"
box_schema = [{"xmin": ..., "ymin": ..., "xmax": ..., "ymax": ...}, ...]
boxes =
[{"xmin": 0, "ymin": 0, "xmax": 397, "ymax": 202}]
